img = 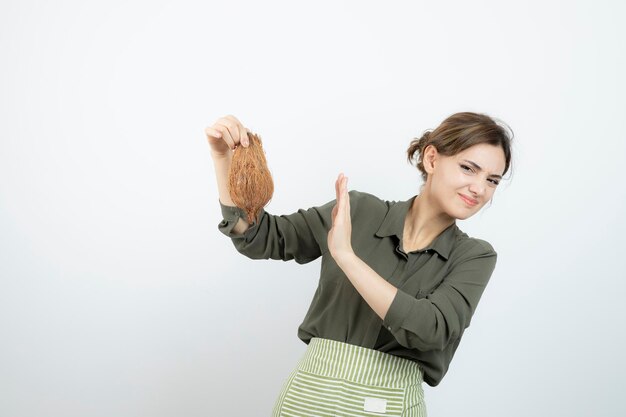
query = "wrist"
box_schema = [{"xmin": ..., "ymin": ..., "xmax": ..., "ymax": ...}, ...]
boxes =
[
  {"xmin": 210, "ymin": 150, "xmax": 232, "ymax": 160},
  {"xmin": 333, "ymin": 249, "xmax": 356, "ymax": 267}
]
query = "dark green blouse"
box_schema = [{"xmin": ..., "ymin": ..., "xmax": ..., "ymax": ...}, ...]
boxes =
[{"xmin": 218, "ymin": 189, "xmax": 497, "ymax": 387}]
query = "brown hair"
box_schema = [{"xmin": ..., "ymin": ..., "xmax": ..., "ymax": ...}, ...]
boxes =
[{"xmin": 407, "ymin": 112, "xmax": 514, "ymax": 184}]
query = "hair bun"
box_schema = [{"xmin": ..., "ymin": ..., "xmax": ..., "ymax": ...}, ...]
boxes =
[{"xmin": 419, "ymin": 131, "xmax": 431, "ymax": 150}]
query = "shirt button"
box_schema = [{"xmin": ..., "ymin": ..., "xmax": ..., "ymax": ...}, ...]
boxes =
[{"xmin": 387, "ymin": 326, "xmax": 392, "ymax": 331}]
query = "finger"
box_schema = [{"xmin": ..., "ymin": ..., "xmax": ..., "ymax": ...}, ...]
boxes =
[
  {"xmin": 335, "ymin": 174, "xmax": 342, "ymax": 202},
  {"xmin": 214, "ymin": 123, "xmax": 236, "ymax": 150},
  {"xmin": 339, "ymin": 174, "xmax": 346, "ymax": 210},
  {"xmin": 341, "ymin": 177, "xmax": 347, "ymax": 204},
  {"xmin": 341, "ymin": 177, "xmax": 349, "ymax": 214},
  {"xmin": 224, "ymin": 114, "xmax": 243, "ymax": 126},
  {"xmin": 238, "ymin": 124, "xmax": 249, "ymax": 148},
  {"xmin": 223, "ymin": 115, "xmax": 247, "ymax": 146},
  {"xmin": 204, "ymin": 126, "xmax": 222, "ymax": 139},
  {"xmin": 245, "ymin": 127, "xmax": 252, "ymax": 146},
  {"xmin": 217, "ymin": 119, "xmax": 240, "ymax": 147}
]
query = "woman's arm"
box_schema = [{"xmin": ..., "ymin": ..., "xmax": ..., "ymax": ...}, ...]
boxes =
[
  {"xmin": 334, "ymin": 252, "xmax": 399, "ymax": 320},
  {"xmin": 329, "ymin": 174, "xmax": 398, "ymax": 320},
  {"xmin": 209, "ymin": 118, "xmax": 334, "ymax": 263},
  {"xmin": 329, "ymin": 174, "xmax": 497, "ymax": 351},
  {"xmin": 205, "ymin": 114, "xmax": 253, "ymax": 236}
]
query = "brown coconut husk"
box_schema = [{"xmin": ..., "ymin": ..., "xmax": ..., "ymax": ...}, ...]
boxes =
[{"xmin": 228, "ymin": 131, "xmax": 274, "ymax": 225}]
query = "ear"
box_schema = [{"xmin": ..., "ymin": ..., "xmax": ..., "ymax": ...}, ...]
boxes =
[{"xmin": 423, "ymin": 144, "xmax": 438, "ymax": 175}]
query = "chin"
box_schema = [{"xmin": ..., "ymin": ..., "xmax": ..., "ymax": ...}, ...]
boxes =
[
  {"xmin": 452, "ymin": 207, "xmax": 479, "ymax": 221},
  {"xmin": 454, "ymin": 212, "xmax": 472, "ymax": 221}
]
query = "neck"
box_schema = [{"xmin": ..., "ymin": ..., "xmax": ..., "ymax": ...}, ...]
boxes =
[{"xmin": 404, "ymin": 191, "xmax": 455, "ymax": 245}]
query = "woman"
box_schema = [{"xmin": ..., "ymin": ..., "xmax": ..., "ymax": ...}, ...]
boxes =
[{"xmin": 206, "ymin": 112, "xmax": 513, "ymax": 416}]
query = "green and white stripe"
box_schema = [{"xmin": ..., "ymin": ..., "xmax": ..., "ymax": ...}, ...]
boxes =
[{"xmin": 271, "ymin": 337, "xmax": 427, "ymax": 417}]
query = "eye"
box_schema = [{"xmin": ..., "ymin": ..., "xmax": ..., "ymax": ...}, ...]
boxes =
[
  {"xmin": 460, "ymin": 164, "xmax": 473, "ymax": 172},
  {"xmin": 488, "ymin": 179, "xmax": 500, "ymax": 186}
]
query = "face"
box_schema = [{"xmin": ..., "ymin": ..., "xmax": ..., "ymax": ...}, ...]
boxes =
[{"xmin": 423, "ymin": 143, "xmax": 506, "ymax": 220}]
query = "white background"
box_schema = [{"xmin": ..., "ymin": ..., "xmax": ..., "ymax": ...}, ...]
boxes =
[{"xmin": 1, "ymin": 1, "xmax": 625, "ymax": 416}]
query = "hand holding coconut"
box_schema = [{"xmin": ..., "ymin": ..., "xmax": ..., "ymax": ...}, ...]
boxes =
[
  {"xmin": 205, "ymin": 114, "xmax": 251, "ymax": 156},
  {"xmin": 206, "ymin": 115, "xmax": 274, "ymax": 227}
]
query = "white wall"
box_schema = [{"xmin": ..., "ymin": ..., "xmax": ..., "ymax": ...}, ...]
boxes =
[{"xmin": 1, "ymin": 0, "xmax": 625, "ymax": 416}]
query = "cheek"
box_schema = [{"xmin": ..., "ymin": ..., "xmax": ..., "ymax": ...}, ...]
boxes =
[
  {"xmin": 447, "ymin": 170, "xmax": 468, "ymax": 187},
  {"xmin": 434, "ymin": 175, "xmax": 462, "ymax": 198},
  {"xmin": 437, "ymin": 167, "xmax": 460, "ymax": 182}
]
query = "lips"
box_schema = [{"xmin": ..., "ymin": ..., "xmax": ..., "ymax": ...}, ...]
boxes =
[{"xmin": 459, "ymin": 193, "xmax": 478, "ymax": 206}]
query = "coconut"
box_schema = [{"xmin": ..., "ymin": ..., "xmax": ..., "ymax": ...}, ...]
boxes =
[{"xmin": 228, "ymin": 131, "xmax": 274, "ymax": 225}]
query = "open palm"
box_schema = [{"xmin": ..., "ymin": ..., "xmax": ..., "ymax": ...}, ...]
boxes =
[{"xmin": 328, "ymin": 172, "xmax": 354, "ymax": 258}]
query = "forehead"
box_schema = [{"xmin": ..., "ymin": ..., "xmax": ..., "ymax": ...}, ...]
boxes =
[{"xmin": 454, "ymin": 143, "xmax": 506, "ymax": 175}]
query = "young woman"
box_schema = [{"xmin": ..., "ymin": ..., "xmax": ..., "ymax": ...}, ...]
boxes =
[{"xmin": 206, "ymin": 112, "xmax": 513, "ymax": 417}]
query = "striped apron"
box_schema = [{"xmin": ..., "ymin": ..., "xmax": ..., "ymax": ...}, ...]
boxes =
[{"xmin": 271, "ymin": 337, "xmax": 427, "ymax": 417}]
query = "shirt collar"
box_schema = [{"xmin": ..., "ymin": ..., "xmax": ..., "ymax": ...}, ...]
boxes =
[{"xmin": 374, "ymin": 194, "xmax": 457, "ymax": 260}]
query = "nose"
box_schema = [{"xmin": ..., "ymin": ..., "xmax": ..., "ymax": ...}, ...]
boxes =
[{"xmin": 468, "ymin": 180, "xmax": 485, "ymax": 199}]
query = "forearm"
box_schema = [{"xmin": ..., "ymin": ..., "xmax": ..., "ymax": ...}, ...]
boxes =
[
  {"xmin": 211, "ymin": 151, "xmax": 251, "ymax": 235},
  {"xmin": 334, "ymin": 252, "xmax": 398, "ymax": 321}
]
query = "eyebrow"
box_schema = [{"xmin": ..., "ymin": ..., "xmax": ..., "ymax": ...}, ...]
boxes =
[{"xmin": 461, "ymin": 159, "xmax": 503, "ymax": 179}]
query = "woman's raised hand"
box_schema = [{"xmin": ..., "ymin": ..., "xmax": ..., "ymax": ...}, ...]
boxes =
[
  {"xmin": 205, "ymin": 115, "xmax": 251, "ymax": 157},
  {"xmin": 328, "ymin": 172, "xmax": 354, "ymax": 260}
]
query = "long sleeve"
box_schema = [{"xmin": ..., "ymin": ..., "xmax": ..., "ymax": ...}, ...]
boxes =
[
  {"xmin": 382, "ymin": 239, "xmax": 498, "ymax": 351},
  {"xmin": 217, "ymin": 197, "xmax": 336, "ymax": 264}
]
